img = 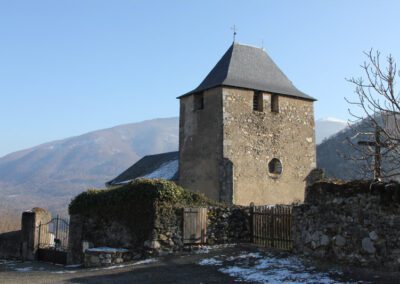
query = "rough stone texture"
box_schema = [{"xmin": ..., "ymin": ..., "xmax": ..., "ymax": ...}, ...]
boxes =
[
  {"xmin": 0, "ymin": 230, "xmax": 22, "ymax": 259},
  {"xmin": 144, "ymin": 240, "xmax": 160, "ymax": 250},
  {"xmin": 84, "ymin": 249, "xmax": 133, "ymax": 268},
  {"xmin": 223, "ymin": 87, "xmax": 316, "ymax": 205},
  {"xmin": 178, "ymin": 86, "xmax": 316, "ymax": 205},
  {"xmin": 0, "ymin": 207, "xmax": 51, "ymax": 260},
  {"xmin": 206, "ymin": 206, "xmax": 251, "ymax": 245},
  {"xmin": 179, "ymin": 87, "xmax": 223, "ymax": 201},
  {"xmin": 293, "ymin": 181, "xmax": 400, "ymax": 271},
  {"xmin": 68, "ymin": 204, "xmax": 250, "ymax": 264},
  {"xmin": 21, "ymin": 207, "xmax": 51, "ymax": 261},
  {"xmin": 68, "ymin": 214, "xmax": 141, "ymax": 264}
]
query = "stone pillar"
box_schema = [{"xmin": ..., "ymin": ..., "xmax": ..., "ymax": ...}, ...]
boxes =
[
  {"xmin": 305, "ymin": 168, "xmax": 324, "ymax": 187},
  {"xmin": 67, "ymin": 214, "xmax": 84, "ymax": 264},
  {"xmin": 21, "ymin": 207, "xmax": 51, "ymax": 260}
]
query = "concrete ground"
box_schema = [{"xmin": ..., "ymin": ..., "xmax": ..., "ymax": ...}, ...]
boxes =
[{"xmin": 0, "ymin": 245, "xmax": 398, "ymax": 284}]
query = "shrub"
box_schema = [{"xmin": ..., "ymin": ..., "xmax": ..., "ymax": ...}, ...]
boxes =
[{"xmin": 69, "ymin": 178, "xmax": 217, "ymax": 217}]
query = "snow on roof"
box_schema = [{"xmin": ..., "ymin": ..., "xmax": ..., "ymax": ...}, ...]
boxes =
[
  {"xmin": 106, "ymin": 151, "xmax": 179, "ymax": 186},
  {"xmin": 141, "ymin": 159, "xmax": 178, "ymax": 180}
]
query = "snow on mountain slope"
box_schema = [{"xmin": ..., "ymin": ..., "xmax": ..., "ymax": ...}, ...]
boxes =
[
  {"xmin": 315, "ymin": 117, "xmax": 348, "ymax": 144},
  {"xmin": 0, "ymin": 116, "xmax": 346, "ymax": 214}
]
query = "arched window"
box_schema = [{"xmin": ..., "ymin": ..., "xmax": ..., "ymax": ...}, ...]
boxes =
[{"xmin": 268, "ymin": 158, "xmax": 283, "ymax": 176}]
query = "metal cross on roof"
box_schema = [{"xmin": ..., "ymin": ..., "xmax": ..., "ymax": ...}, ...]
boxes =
[{"xmin": 231, "ymin": 25, "xmax": 238, "ymax": 42}]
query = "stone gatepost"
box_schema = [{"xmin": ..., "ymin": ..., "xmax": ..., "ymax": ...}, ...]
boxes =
[
  {"xmin": 21, "ymin": 207, "xmax": 51, "ymax": 261},
  {"xmin": 305, "ymin": 168, "xmax": 324, "ymax": 187}
]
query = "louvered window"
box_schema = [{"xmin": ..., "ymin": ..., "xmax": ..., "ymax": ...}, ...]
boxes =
[
  {"xmin": 194, "ymin": 93, "xmax": 204, "ymax": 110},
  {"xmin": 271, "ymin": 94, "xmax": 279, "ymax": 113},
  {"xmin": 253, "ymin": 91, "xmax": 263, "ymax": 111}
]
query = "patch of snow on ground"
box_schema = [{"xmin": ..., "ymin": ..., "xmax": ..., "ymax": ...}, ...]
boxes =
[
  {"xmin": 199, "ymin": 251, "xmax": 359, "ymax": 284},
  {"xmin": 142, "ymin": 159, "xmax": 178, "ymax": 180},
  {"xmin": 53, "ymin": 270, "xmax": 78, "ymax": 274},
  {"xmin": 101, "ymin": 258, "xmax": 158, "ymax": 271},
  {"xmin": 14, "ymin": 267, "xmax": 33, "ymax": 272},
  {"xmin": 227, "ymin": 252, "xmax": 262, "ymax": 261},
  {"xmin": 51, "ymin": 258, "xmax": 158, "ymax": 273},
  {"xmin": 86, "ymin": 247, "xmax": 129, "ymax": 253},
  {"xmin": 133, "ymin": 258, "xmax": 157, "ymax": 265},
  {"xmin": 194, "ymin": 243, "xmax": 237, "ymax": 254},
  {"xmin": 198, "ymin": 258, "xmax": 223, "ymax": 266},
  {"xmin": 0, "ymin": 259, "xmax": 17, "ymax": 265},
  {"xmin": 64, "ymin": 264, "xmax": 82, "ymax": 268}
]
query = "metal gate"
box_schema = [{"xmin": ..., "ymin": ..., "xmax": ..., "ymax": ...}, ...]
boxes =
[
  {"xmin": 36, "ymin": 215, "xmax": 69, "ymax": 264},
  {"xmin": 250, "ymin": 205, "xmax": 292, "ymax": 250},
  {"xmin": 183, "ymin": 207, "xmax": 207, "ymax": 244}
]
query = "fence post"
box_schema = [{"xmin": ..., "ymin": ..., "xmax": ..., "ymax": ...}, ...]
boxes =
[
  {"xmin": 249, "ymin": 202, "xmax": 255, "ymax": 243},
  {"xmin": 56, "ymin": 215, "xmax": 60, "ymax": 242},
  {"xmin": 37, "ymin": 222, "xmax": 42, "ymax": 249}
]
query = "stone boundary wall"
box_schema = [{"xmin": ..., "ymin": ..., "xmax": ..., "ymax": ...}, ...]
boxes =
[
  {"xmin": 84, "ymin": 247, "xmax": 133, "ymax": 268},
  {"xmin": 0, "ymin": 230, "xmax": 21, "ymax": 259},
  {"xmin": 0, "ymin": 207, "xmax": 51, "ymax": 260},
  {"xmin": 207, "ymin": 206, "xmax": 251, "ymax": 244},
  {"xmin": 292, "ymin": 181, "xmax": 400, "ymax": 271},
  {"xmin": 68, "ymin": 205, "xmax": 251, "ymax": 264}
]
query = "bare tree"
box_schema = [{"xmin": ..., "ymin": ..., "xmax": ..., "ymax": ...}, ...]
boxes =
[{"xmin": 345, "ymin": 49, "xmax": 400, "ymax": 180}]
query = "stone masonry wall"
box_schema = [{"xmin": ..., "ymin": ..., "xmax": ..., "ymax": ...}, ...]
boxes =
[
  {"xmin": 178, "ymin": 88, "xmax": 224, "ymax": 201},
  {"xmin": 179, "ymin": 86, "xmax": 316, "ymax": 205},
  {"xmin": 0, "ymin": 207, "xmax": 51, "ymax": 260},
  {"xmin": 292, "ymin": 181, "xmax": 400, "ymax": 271},
  {"xmin": 207, "ymin": 206, "xmax": 251, "ymax": 244},
  {"xmin": 0, "ymin": 230, "xmax": 21, "ymax": 259},
  {"xmin": 222, "ymin": 87, "xmax": 316, "ymax": 205},
  {"xmin": 68, "ymin": 214, "xmax": 146, "ymax": 264},
  {"xmin": 68, "ymin": 204, "xmax": 250, "ymax": 264}
]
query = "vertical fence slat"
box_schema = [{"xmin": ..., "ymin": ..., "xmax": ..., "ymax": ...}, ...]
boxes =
[
  {"xmin": 250, "ymin": 205, "xmax": 292, "ymax": 250},
  {"xmin": 183, "ymin": 207, "xmax": 207, "ymax": 244}
]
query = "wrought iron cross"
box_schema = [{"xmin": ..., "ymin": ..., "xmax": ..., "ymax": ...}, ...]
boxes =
[
  {"xmin": 357, "ymin": 126, "xmax": 389, "ymax": 179},
  {"xmin": 231, "ymin": 25, "xmax": 238, "ymax": 42}
]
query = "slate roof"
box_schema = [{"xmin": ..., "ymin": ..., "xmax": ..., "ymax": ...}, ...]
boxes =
[
  {"xmin": 106, "ymin": 151, "xmax": 179, "ymax": 187},
  {"xmin": 179, "ymin": 43, "xmax": 315, "ymax": 101}
]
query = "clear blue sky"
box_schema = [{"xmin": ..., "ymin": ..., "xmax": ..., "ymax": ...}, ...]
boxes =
[{"xmin": 1, "ymin": 0, "xmax": 399, "ymax": 157}]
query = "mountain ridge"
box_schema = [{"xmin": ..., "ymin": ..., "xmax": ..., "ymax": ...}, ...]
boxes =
[{"xmin": 0, "ymin": 116, "xmax": 346, "ymax": 214}]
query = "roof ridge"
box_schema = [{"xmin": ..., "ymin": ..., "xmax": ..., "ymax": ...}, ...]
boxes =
[
  {"xmin": 221, "ymin": 43, "xmax": 235, "ymax": 85},
  {"xmin": 179, "ymin": 43, "xmax": 316, "ymax": 101},
  {"xmin": 233, "ymin": 42, "xmax": 263, "ymax": 50}
]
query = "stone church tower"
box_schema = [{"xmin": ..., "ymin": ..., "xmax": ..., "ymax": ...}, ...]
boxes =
[{"xmin": 178, "ymin": 43, "xmax": 316, "ymax": 205}]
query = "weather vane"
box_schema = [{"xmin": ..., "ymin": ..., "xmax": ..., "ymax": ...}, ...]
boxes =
[{"xmin": 231, "ymin": 25, "xmax": 238, "ymax": 42}]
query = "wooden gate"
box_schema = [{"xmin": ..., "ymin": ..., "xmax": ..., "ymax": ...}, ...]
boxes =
[
  {"xmin": 183, "ymin": 207, "xmax": 207, "ymax": 244},
  {"xmin": 36, "ymin": 215, "xmax": 69, "ymax": 264},
  {"xmin": 251, "ymin": 205, "xmax": 292, "ymax": 250}
]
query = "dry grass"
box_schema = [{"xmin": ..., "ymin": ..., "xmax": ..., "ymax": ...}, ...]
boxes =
[{"xmin": 0, "ymin": 209, "xmax": 20, "ymax": 234}]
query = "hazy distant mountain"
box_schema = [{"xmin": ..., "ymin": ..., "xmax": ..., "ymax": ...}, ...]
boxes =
[
  {"xmin": 315, "ymin": 117, "xmax": 347, "ymax": 144},
  {"xmin": 0, "ymin": 116, "xmax": 346, "ymax": 215},
  {"xmin": 0, "ymin": 117, "xmax": 179, "ymax": 214}
]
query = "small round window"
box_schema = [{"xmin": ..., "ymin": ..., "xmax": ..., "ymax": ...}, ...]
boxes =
[{"xmin": 268, "ymin": 158, "xmax": 282, "ymax": 177}]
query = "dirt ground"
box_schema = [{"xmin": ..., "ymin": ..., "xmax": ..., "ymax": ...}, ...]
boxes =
[{"xmin": 0, "ymin": 245, "xmax": 399, "ymax": 284}]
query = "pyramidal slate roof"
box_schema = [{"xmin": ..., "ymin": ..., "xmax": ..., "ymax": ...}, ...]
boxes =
[{"xmin": 179, "ymin": 43, "xmax": 315, "ymax": 101}]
